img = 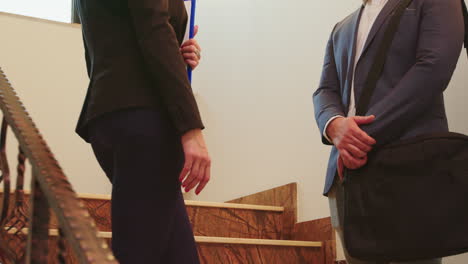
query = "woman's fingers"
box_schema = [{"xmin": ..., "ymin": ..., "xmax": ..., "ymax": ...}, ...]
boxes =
[
  {"xmin": 193, "ymin": 40, "xmax": 201, "ymax": 53},
  {"xmin": 182, "ymin": 52, "xmax": 198, "ymax": 61},
  {"xmin": 180, "ymin": 44, "xmax": 200, "ymax": 69},
  {"xmin": 181, "ymin": 39, "xmax": 200, "ymax": 51},
  {"xmin": 195, "ymin": 162, "xmax": 211, "ymax": 195},
  {"xmin": 185, "ymin": 59, "xmax": 199, "ymax": 69},
  {"xmin": 180, "ymin": 129, "xmax": 211, "ymax": 194},
  {"xmin": 182, "ymin": 159, "xmax": 201, "ymax": 189},
  {"xmin": 181, "ymin": 44, "xmax": 199, "ymax": 54},
  {"xmin": 180, "ymin": 32, "xmax": 201, "ymax": 70},
  {"xmin": 186, "ymin": 163, "xmax": 206, "ymax": 193},
  {"xmin": 179, "ymin": 157, "xmax": 193, "ymax": 182},
  {"xmin": 181, "ymin": 40, "xmax": 195, "ymax": 49}
]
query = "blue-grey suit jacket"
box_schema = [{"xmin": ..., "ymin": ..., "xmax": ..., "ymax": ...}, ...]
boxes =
[{"xmin": 313, "ymin": 0, "xmax": 465, "ymax": 195}]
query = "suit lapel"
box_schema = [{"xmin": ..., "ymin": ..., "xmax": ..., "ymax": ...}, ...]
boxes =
[
  {"xmin": 358, "ymin": 0, "xmax": 401, "ymax": 62},
  {"xmin": 343, "ymin": 7, "xmax": 364, "ymax": 110}
]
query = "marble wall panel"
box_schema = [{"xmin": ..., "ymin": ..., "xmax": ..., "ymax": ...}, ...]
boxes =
[
  {"xmin": 227, "ymin": 183, "xmax": 297, "ymax": 239},
  {"xmin": 323, "ymin": 240, "xmax": 337, "ymax": 264},
  {"xmin": 0, "ymin": 192, "xmax": 113, "ymax": 232},
  {"xmin": 79, "ymin": 198, "xmax": 112, "ymax": 232},
  {"xmin": 292, "ymin": 217, "xmax": 335, "ymax": 264},
  {"xmin": 188, "ymin": 206, "xmax": 283, "ymax": 239},
  {"xmin": 292, "ymin": 217, "xmax": 334, "ymax": 242}
]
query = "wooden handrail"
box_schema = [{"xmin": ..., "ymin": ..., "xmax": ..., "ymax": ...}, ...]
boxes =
[{"xmin": 0, "ymin": 67, "xmax": 117, "ymax": 263}]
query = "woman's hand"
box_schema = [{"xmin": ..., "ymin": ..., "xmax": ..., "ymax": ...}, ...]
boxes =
[
  {"xmin": 180, "ymin": 25, "xmax": 202, "ymax": 70},
  {"xmin": 179, "ymin": 128, "xmax": 211, "ymax": 195}
]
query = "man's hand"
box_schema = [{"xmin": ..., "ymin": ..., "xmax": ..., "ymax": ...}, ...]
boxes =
[
  {"xmin": 179, "ymin": 129, "xmax": 211, "ymax": 195},
  {"xmin": 326, "ymin": 116, "xmax": 376, "ymax": 172},
  {"xmin": 180, "ymin": 25, "xmax": 201, "ymax": 70}
]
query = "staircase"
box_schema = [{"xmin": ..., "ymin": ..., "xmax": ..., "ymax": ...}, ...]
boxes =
[
  {"xmin": 3, "ymin": 183, "xmax": 337, "ymax": 263},
  {"xmin": 0, "ymin": 65, "xmax": 337, "ymax": 264},
  {"xmin": 0, "ymin": 66, "xmax": 116, "ymax": 263}
]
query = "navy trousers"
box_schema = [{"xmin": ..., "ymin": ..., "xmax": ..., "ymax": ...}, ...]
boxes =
[{"xmin": 88, "ymin": 109, "xmax": 200, "ymax": 264}]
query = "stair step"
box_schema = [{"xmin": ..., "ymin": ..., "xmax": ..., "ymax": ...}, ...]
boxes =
[
  {"xmin": 5, "ymin": 228, "xmax": 325, "ymax": 263},
  {"xmin": 75, "ymin": 193, "xmax": 286, "ymax": 239},
  {"xmin": 1, "ymin": 190, "xmax": 286, "ymax": 239},
  {"xmin": 196, "ymin": 236, "xmax": 321, "ymax": 247},
  {"xmin": 187, "ymin": 200, "xmax": 283, "ymax": 212},
  {"xmin": 198, "ymin": 243, "xmax": 324, "ymax": 264},
  {"xmin": 0, "ymin": 190, "xmax": 283, "ymax": 212},
  {"xmin": 6, "ymin": 227, "xmax": 321, "ymax": 247},
  {"xmin": 77, "ymin": 193, "xmax": 284, "ymax": 212}
]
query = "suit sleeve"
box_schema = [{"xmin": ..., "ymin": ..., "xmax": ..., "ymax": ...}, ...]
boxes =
[
  {"xmin": 313, "ymin": 26, "xmax": 347, "ymax": 146},
  {"xmin": 127, "ymin": 0, "xmax": 204, "ymax": 135},
  {"xmin": 360, "ymin": 0, "xmax": 464, "ymax": 146}
]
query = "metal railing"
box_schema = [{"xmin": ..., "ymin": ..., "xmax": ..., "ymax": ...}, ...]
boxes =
[{"xmin": 0, "ymin": 67, "xmax": 117, "ymax": 263}]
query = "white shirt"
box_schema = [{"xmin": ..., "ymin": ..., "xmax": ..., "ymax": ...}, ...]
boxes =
[{"xmin": 324, "ymin": 0, "xmax": 388, "ymax": 142}]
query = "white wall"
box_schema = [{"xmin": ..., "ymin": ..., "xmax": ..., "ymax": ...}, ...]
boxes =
[
  {"xmin": 0, "ymin": 13, "xmax": 111, "ymax": 196},
  {"xmin": 1, "ymin": 0, "xmax": 468, "ymax": 261},
  {"xmin": 190, "ymin": 0, "xmax": 361, "ymax": 221},
  {"xmin": 0, "ymin": 0, "xmax": 71, "ymax": 22}
]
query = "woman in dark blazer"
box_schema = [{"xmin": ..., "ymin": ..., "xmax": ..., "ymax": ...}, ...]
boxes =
[{"xmin": 75, "ymin": 0, "xmax": 211, "ymax": 263}]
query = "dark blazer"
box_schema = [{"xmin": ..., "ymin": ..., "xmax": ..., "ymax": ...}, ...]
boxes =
[
  {"xmin": 313, "ymin": 0, "xmax": 464, "ymax": 195},
  {"xmin": 75, "ymin": 0, "xmax": 204, "ymax": 142}
]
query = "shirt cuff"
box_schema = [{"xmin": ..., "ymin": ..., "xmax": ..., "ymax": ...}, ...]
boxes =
[{"xmin": 323, "ymin": 115, "xmax": 344, "ymax": 144}]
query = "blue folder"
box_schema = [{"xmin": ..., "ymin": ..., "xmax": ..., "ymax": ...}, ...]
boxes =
[{"xmin": 184, "ymin": 0, "xmax": 197, "ymax": 82}]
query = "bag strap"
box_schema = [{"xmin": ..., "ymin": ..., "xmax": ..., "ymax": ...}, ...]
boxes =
[
  {"xmin": 461, "ymin": 0, "xmax": 468, "ymax": 57},
  {"xmin": 355, "ymin": 0, "xmax": 413, "ymax": 116},
  {"xmin": 356, "ymin": 0, "xmax": 468, "ymax": 116}
]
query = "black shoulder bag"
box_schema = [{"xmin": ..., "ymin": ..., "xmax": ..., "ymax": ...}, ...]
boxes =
[{"xmin": 343, "ymin": 0, "xmax": 468, "ymax": 261}]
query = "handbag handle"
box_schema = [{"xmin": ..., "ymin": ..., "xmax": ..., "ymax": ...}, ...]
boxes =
[{"xmin": 355, "ymin": 0, "xmax": 413, "ymax": 116}]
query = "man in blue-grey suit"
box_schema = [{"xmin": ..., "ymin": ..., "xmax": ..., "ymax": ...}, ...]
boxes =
[{"xmin": 313, "ymin": 0, "xmax": 465, "ymax": 263}]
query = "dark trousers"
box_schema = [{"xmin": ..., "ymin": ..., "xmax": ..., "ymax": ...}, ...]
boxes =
[{"xmin": 88, "ymin": 109, "xmax": 200, "ymax": 264}]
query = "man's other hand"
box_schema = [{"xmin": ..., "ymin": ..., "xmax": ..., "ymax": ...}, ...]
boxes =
[
  {"xmin": 179, "ymin": 129, "xmax": 211, "ymax": 195},
  {"xmin": 327, "ymin": 116, "xmax": 376, "ymax": 172}
]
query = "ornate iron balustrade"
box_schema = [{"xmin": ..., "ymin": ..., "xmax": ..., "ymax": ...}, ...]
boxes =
[{"xmin": 0, "ymin": 67, "xmax": 117, "ymax": 263}]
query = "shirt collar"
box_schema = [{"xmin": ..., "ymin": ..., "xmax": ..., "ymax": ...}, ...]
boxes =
[{"xmin": 364, "ymin": 0, "xmax": 388, "ymax": 5}]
